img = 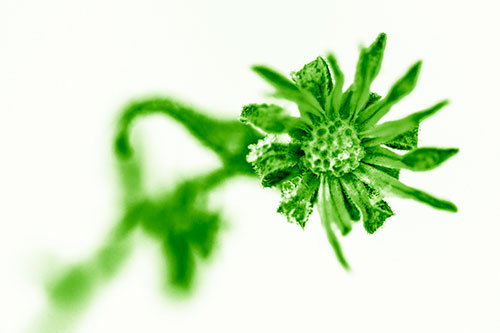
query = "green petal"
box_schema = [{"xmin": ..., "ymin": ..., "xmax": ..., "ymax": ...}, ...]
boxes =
[
  {"xmin": 317, "ymin": 175, "xmax": 350, "ymax": 269},
  {"xmin": 357, "ymin": 61, "xmax": 422, "ymax": 130},
  {"xmin": 402, "ymin": 147, "xmax": 459, "ymax": 171},
  {"xmin": 329, "ymin": 178, "xmax": 354, "ymax": 235},
  {"xmin": 343, "ymin": 189, "xmax": 361, "ymax": 222},
  {"xmin": 361, "ymin": 100, "xmax": 448, "ymax": 147},
  {"xmin": 248, "ymin": 140, "xmax": 302, "ymax": 187},
  {"xmin": 278, "ymin": 173, "xmax": 319, "ymax": 228},
  {"xmin": 384, "ymin": 125, "xmax": 419, "ymax": 150},
  {"xmin": 350, "ymin": 33, "xmax": 387, "ymax": 121},
  {"xmin": 291, "ymin": 56, "xmax": 332, "ymax": 109},
  {"xmin": 354, "ymin": 163, "xmax": 458, "ymax": 212},
  {"xmin": 364, "ymin": 146, "xmax": 457, "ymax": 172},
  {"xmin": 252, "ymin": 65, "xmax": 324, "ymax": 120},
  {"xmin": 325, "ymin": 53, "xmax": 344, "ymax": 118},
  {"xmin": 370, "ymin": 164, "xmax": 400, "ymax": 179},
  {"xmin": 240, "ymin": 103, "xmax": 306, "ymax": 134},
  {"xmin": 363, "ymin": 146, "xmax": 407, "ymax": 169}
]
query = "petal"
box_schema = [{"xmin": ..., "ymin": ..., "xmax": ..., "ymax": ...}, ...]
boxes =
[
  {"xmin": 349, "ymin": 33, "xmax": 387, "ymax": 121},
  {"xmin": 361, "ymin": 100, "xmax": 448, "ymax": 147},
  {"xmin": 363, "ymin": 146, "xmax": 407, "ymax": 169},
  {"xmin": 354, "ymin": 163, "xmax": 458, "ymax": 212},
  {"xmin": 356, "ymin": 61, "xmax": 422, "ymax": 130},
  {"xmin": 364, "ymin": 146, "xmax": 458, "ymax": 172},
  {"xmin": 317, "ymin": 175, "xmax": 350, "ymax": 269},
  {"xmin": 402, "ymin": 147, "xmax": 459, "ymax": 171},
  {"xmin": 325, "ymin": 53, "xmax": 345, "ymax": 117},
  {"xmin": 329, "ymin": 177, "xmax": 354, "ymax": 235}
]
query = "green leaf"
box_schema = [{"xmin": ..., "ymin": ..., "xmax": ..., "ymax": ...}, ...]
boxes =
[
  {"xmin": 325, "ymin": 53, "xmax": 344, "ymax": 118},
  {"xmin": 247, "ymin": 140, "xmax": 302, "ymax": 187},
  {"xmin": 367, "ymin": 200, "xmax": 394, "ymax": 234},
  {"xmin": 240, "ymin": 103, "xmax": 306, "ymax": 134},
  {"xmin": 317, "ymin": 176, "xmax": 350, "ymax": 269},
  {"xmin": 385, "ymin": 125, "xmax": 419, "ymax": 150},
  {"xmin": 277, "ymin": 173, "xmax": 319, "ymax": 228},
  {"xmin": 361, "ymin": 100, "xmax": 449, "ymax": 147},
  {"xmin": 402, "ymin": 147, "xmax": 459, "ymax": 171},
  {"xmin": 350, "ymin": 33, "xmax": 387, "ymax": 121},
  {"xmin": 291, "ymin": 56, "xmax": 332, "ymax": 109},
  {"xmin": 357, "ymin": 61, "xmax": 422, "ymax": 130},
  {"xmin": 340, "ymin": 175, "xmax": 394, "ymax": 234},
  {"xmin": 354, "ymin": 163, "xmax": 458, "ymax": 212},
  {"xmin": 252, "ymin": 65, "xmax": 324, "ymax": 120}
]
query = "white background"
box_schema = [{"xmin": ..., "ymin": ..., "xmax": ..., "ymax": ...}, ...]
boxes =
[{"xmin": 2, "ymin": 0, "xmax": 500, "ymax": 332}]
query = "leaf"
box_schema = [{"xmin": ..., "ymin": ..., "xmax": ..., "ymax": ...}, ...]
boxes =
[
  {"xmin": 252, "ymin": 65, "xmax": 324, "ymax": 119},
  {"xmin": 350, "ymin": 33, "xmax": 387, "ymax": 121},
  {"xmin": 361, "ymin": 100, "xmax": 449, "ymax": 147},
  {"xmin": 367, "ymin": 200, "xmax": 394, "ymax": 234},
  {"xmin": 240, "ymin": 103, "xmax": 306, "ymax": 134},
  {"xmin": 354, "ymin": 163, "xmax": 458, "ymax": 212},
  {"xmin": 340, "ymin": 175, "xmax": 394, "ymax": 234},
  {"xmin": 277, "ymin": 173, "xmax": 319, "ymax": 228},
  {"xmin": 325, "ymin": 53, "xmax": 344, "ymax": 117},
  {"xmin": 402, "ymin": 147, "xmax": 459, "ymax": 171},
  {"xmin": 384, "ymin": 125, "xmax": 419, "ymax": 150},
  {"xmin": 317, "ymin": 176, "xmax": 350, "ymax": 269},
  {"xmin": 291, "ymin": 56, "xmax": 332, "ymax": 109},
  {"xmin": 357, "ymin": 61, "xmax": 422, "ymax": 130},
  {"xmin": 247, "ymin": 140, "xmax": 303, "ymax": 187}
]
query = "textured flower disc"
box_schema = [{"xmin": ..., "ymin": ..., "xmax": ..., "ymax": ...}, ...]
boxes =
[{"xmin": 301, "ymin": 119, "xmax": 365, "ymax": 177}]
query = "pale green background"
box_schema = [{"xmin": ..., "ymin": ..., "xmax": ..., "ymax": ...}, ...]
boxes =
[{"xmin": 1, "ymin": 0, "xmax": 499, "ymax": 332}]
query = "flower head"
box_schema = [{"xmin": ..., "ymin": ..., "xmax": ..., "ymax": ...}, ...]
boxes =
[{"xmin": 240, "ymin": 33, "xmax": 458, "ymax": 269}]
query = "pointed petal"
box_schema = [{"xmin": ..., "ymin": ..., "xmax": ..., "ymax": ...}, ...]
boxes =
[
  {"xmin": 402, "ymin": 147, "xmax": 459, "ymax": 171},
  {"xmin": 363, "ymin": 147, "xmax": 407, "ymax": 169},
  {"xmin": 361, "ymin": 100, "xmax": 448, "ymax": 147},
  {"xmin": 325, "ymin": 53, "xmax": 344, "ymax": 117},
  {"xmin": 354, "ymin": 163, "xmax": 458, "ymax": 212},
  {"xmin": 357, "ymin": 61, "xmax": 422, "ymax": 130},
  {"xmin": 329, "ymin": 178, "xmax": 354, "ymax": 235},
  {"xmin": 318, "ymin": 176, "xmax": 350, "ymax": 269},
  {"xmin": 350, "ymin": 33, "xmax": 387, "ymax": 121}
]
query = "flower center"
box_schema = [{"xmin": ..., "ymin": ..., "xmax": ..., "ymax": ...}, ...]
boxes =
[{"xmin": 301, "ymin": 119, "xmax": 365, "ymax": 177}]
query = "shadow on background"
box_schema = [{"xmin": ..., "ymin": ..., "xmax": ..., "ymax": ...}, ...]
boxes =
[{"xmin": 34, "ymin": 97, "xmax": 262, "ymax": 332}]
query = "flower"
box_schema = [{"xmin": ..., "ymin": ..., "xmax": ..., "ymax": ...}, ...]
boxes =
[{"xmin": 240, "ymin": 33, "xmax": 458, "ymax": 269}]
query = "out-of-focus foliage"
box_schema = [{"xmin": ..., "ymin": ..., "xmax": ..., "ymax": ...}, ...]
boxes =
[{"xmin": 40, "ymin": 97, "xmax": 262, "ymax": 331}]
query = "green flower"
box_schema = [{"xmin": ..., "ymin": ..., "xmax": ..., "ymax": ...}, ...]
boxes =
[{"xmin": 240, "ymin": 33, "xmax": 458, "ymax": 269}]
